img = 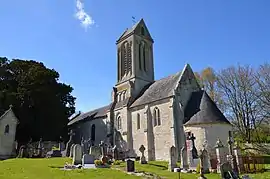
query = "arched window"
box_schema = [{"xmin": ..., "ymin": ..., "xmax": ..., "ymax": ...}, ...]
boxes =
[
  {"xmin": 91, "ymin": 124, "xmax": 96, "ymax": 142},
  {"xmin": 139, "ymin": 43, "xmax": 142, "ymax": 70},
  {"xmin": 141, "ymin": 27, "xmax": 145, "ymax": 35},
  {"xmin": 4, "ymin": 125, "xmax": 9, "ymax": 134},
  {"xmin": 137, "ymin": 113, "xmax": 141, "ymax": 130},
  {"xmin": 143, "ymin": 44, "xmax": 147, "ymax": 72},
  {"xmin": 117, "ymin": 116, "xmax": 122, "ymax": 130},
  {"xmin": 122, "ymin": 91, "xmax": 126, "ymax": 100},
  {"xmin": 154, "ymin": 107, "xmax": 161, "ymax": 127}
]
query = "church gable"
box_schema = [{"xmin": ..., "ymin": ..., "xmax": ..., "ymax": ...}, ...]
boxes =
[
  {"xmin": 0, "ymin": 106, "xmax": 18, "ymax": 126},
  {"xmin": 130, "ymin": 72, "xmax": 181, "ymax": 108},
  {"xmin": 117, "ymin": 19, "xmax": 153, "ymax": 44}
]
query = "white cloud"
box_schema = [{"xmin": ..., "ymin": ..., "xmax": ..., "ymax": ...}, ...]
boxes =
[{"xmin": 75, "ymin": 0, "xmax": 95, "ymax": 29}]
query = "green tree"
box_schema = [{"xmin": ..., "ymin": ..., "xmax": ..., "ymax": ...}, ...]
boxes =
[{"xmin": 0, "ymin": 57, "xmax": 76, "ymax": 145}]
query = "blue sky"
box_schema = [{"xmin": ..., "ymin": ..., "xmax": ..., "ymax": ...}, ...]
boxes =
[{"xmin": 0, "ymin": 0, "xmax": 269, "ymax": 113}]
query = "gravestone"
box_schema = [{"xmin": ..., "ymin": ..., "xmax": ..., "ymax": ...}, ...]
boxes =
[
  {"xmin": 99, "ymin": 141, "xmax": 107, "ymax": 156},
  {"xmin": 168, "ymin": 146, "xmax": 177, "ymax": 172},
  {"xmin": 215, "ymin": 138, "xmax": 226, "ymax": 173},
  {"xmin": 89, "ymin": 146, "xmax": 101, "ymax": 159},
  {"xmin": 65, "ymin": 130, "xmax": 75, "ymax": 157},
  {"xmin": 197, "ymin": 150, "xmax": 207, "ymax": 179},
  {"xmin": 139, "ymin": 145, "xmax": 147, "ymax": 164},
  {"xmin": 99, "ymin": 141, "xmax": 108, "ymax": 164},
  {"xmin": 112, "ymin": 145, "xmax": 119, "ymax": 160},
  {"xmin": 220, "ymin": 162, "xmax": 238, "ymax": 179},
  {"xmin": 227, "ymin": 131, "xmax": 239, "ymax": 175},
  {"xmin": 82, "ymin": 154, "xmax": 95, "ymax": 165},
  {"xmin": 126, "ymin": 159, "xmax": 135, "ymax": 172},
  {"xmin": 72, "ymin": 144, "xmax": 83, "ymax": 165},
  {"xmin": 69, "ymin": 144, "xmax": 75, "ymax": 158},
  {"xmin": 180, "ymin": 146, "xmax": 188, "ymax": 169},
  {"xmin": 233, "ymin": 142, "xmax": 244, "ymax": 174},
  {"xmin": 17, "ymin": 145, "xmax": 27, "ymax": 158},
  {"xmin": 201, "ymin": 149, "xmax": 210, "ymax": 173}
]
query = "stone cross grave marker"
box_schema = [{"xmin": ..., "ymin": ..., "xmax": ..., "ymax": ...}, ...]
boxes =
[
  {"xmin": 65, "ymin": 130, "xmax": 75, "ymax": 157},
  {"xmin": 168, "ymin": 146, "xmax": 177, "ymax": 172},
  {"xmin": 139, "ymin": 145, "xmax": 147, "ymax": 164},
  {"xmin": 72, "ymin": 144, "xmax": 82, "ymax": 165},
  {"xmin": 227, "ymin": 131, "xmax": 239, "ymax": 175},
  {"xmin": 189, "ymin": 133, "xmax": 198, "ymax": 159},
  {"xmin": 215, "ymin": 138, "xmax": 225, "ymax": 173}
]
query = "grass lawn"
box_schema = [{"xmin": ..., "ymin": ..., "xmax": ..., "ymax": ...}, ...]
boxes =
[
  {"xmin": 0, "ymin": 158, "xmax": 140, "ymax": 179},
  {"xmin": 0, "ymin": 158, "xmax": 269, "ymax": 179},
  {"xmin": 114, "ymin": 161, "xmax": 270, "ymax": 179}
]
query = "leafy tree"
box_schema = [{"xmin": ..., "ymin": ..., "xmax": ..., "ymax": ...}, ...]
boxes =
[
  {"xmin": 0, "ymin": 57, "xmax": 76, "ymax": 145},
  {"xmin": 195, "ymin": 67, "xmax": 225, "ymax": 112}
]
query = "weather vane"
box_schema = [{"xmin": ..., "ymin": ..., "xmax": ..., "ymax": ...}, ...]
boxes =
[{"xmin": 132, "ymin": 16, "xmax": 136, "ymax": 25}]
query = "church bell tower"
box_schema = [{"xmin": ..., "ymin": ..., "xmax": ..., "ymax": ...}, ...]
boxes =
[{"xmin": 114, "ymin": 19, "xmax": 155, "ymax": 100}]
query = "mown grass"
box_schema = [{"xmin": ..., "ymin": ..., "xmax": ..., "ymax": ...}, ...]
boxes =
[
  {"xmin": 0, "ymin": 158, "xmax": 140, "ymax": 179},
  {"xmin": 0, "ymin": 158, "xmax": 269, "ymax": 179},
  {"xmin": 113, "ymin": 160, "xmax": 270, "ymax": 179}
]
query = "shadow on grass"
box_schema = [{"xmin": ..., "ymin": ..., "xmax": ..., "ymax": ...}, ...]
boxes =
[
  {"xmin": 148, "ymin": 163, "xmax": 168, "ymax": 170},
  {"xmin": 49, "ymin": 166, "xmax": 63, "ymax": 169}
]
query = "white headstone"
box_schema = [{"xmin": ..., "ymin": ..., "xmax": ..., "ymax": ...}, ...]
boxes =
[
  {"xmin": 69, "ymin": 144, "xmax": 75, "ymax": 158},
  {"xmin": 180, "ymin": 146, "xmax": 188, "ymax": 169},
  {"xmin": 72, "ymin": 144, "xmax": 82, "ymax": 165},
  {"xmin": 89, "ymin": 146, "xmax": 101, "ymax": 159}
]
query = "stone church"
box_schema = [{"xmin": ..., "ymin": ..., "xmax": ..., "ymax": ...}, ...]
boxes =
[
  {"xmin": 68, "ymin": 19, "xmax": 232, "ymax": 161},
  {"xmin": 0, "ymin": 105, "xmax": 18, "ymax": 159}
]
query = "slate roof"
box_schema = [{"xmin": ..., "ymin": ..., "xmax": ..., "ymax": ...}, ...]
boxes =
[
  {"xmin": 67, "ymin": 104, "xmax": 111, "ymax": 126},
  {"xmin": 184, "ymin": 90, "xmax": 231, "ymax": 125},
  {"xmin": 130, "ymin": 71, "xmax": 182, "ymax": 107}
]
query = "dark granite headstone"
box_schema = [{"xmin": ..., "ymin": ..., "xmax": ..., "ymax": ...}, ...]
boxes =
[{"xmin": 126, "ymin": 159, "xmax": 135, "ymax": 172}]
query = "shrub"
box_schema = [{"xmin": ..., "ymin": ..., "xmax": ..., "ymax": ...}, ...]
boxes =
[
  {"xmin": 94, "ymin": 160, "xmax": 103, "ymax": 166},
  {"xmin": 113, "ymin": 160, "xmax": 121, "ymax": 165},
  {"xmin": 196, "ymin": 163, "xmax": 201, "ymax": 174}
]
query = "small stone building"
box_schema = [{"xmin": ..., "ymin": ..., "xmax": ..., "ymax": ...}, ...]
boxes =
[
  {"xmin": 68, "ymin": 18, "xmax": 232, "ymax": 161},
  {"xmin": 0, "ymin": 105, "xmax": 19, "ymax": 159}
]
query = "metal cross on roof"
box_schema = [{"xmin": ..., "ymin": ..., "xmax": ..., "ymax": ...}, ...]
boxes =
[{"xmin": 132, "ymin": 16, "xmax": 136, "ymax": 25}]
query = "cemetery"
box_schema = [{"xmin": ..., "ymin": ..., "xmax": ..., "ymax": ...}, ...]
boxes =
[{"xmin": 0, "ymin": 129, "xmax": 269, "ymax": 179}]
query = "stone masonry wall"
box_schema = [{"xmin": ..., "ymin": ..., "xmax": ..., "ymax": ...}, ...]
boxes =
[
  {"xmin": 0, "ymin": 110, "xmax": 17, "ymax": 157},
  {"xmin": 184, "ymin": 123, "xmax": 232, "ymax": 157},
  {"xmin": 131, "ymin": 98, "xmax": 174, "ymax": 161}
]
